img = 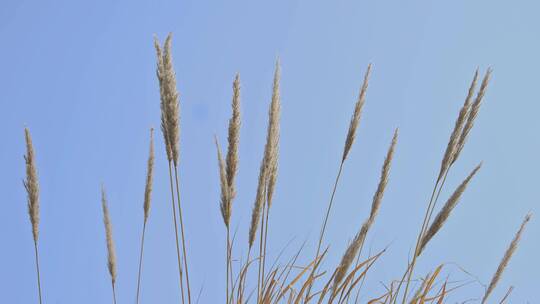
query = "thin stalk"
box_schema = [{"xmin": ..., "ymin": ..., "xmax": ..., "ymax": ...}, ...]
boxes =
[
  {"xmin": 317, "ymin": 161, "xmax": 344, "ymax": 257},
  {"xmin": 391, "ymin": 178, "xmax": 441, "ymax": 304},
  {"xmin": 306, "ymin": 160, "xmax": 345, "ymax": 299},
  {"xmin": 168, "ymin": 162, "xmax": 186, "ymax": 304},
  {"xmin": 261, "ymin": 202, "xmax": 271, "ymax": 301},
  {"xmin": 401, "ymin": 169, "xmax": 450, "ymax": 303},
  {"xmin": 174, "ymin": 166, "xmax": 192, "ymax": 304},
  {"xmin": 33, "ymin": 240, "xmax": 43, "ymax": 304},
  {"xmin": 136, "ymin": 220, "xmax": 147, "ymax": 304},
  {"xmin": 257, "ymin": 196, "xmax": 267, "ymax": 303},
  {"xmin": 112, "ymin": 282, "xmax": 117, "ymax": 304},
  {"xmin": 226, "ymin": 226, "xmax": 230, "ymax": 304}
]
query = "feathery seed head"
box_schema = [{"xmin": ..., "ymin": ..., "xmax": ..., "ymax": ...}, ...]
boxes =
[
  {"xmin": 226, "ymin": 73, "xmax": 241, "ymax": 201},
  {"xmin": 24, "ymin": 128, "xmax": 40, "ymax": 242},
  {"xmin": 155, "ymin": 33, "xmax": 180, "ymax": 166},
  {"xmin": 438, "ymin": 70, "xmax": 479, "ymax": 180},
  {"xmin": 420, "ymin": 163, "xmax": 482, "ymax": 255},
  {"xmin": 333, "ymin": 225, "xmax": 367, "ymax": 289},
  {"xmin": 482, "ymin": 213, "xmax": 531, "ymax": 304},
  {"xmin": 215, "ymin": 136, "xmax": 231, "ymax": 227},
  {"xmin": 143, "ymin": 129, "xmax": 155, "ymax": 221},
  {"xmin": 369, "ymin": 129, "xmax": 398, "ymax": 221},
  {"xmin": 332, "ymin": 129, "xmax": 397, "ymax": 289},
  {"xmin": 342, "ymin": 64, "xmax": 371, "ymax": 162},
  {"xmin": 101, "ymin": 186, "xmax": 117, "ymax": 285},
  {"xmin": 248, "ymin": 60, "xmax": 282, "ymax": 247},
  {"xmin": 453, "ymin": 68, "xmax": 492, "ymax": 162}
]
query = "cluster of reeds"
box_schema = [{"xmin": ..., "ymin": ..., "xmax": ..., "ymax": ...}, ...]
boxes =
[{"xmin": 20, "ymin": 34, "xmax": 534, "ymax": 304}]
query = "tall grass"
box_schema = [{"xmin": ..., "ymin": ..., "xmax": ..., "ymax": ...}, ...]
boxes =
[{"xmin": 18, "ymin": 35, "xmax": 534, "ymax": 304}]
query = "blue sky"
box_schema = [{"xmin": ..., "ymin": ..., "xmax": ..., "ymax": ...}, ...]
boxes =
[{"xmin": 1, "ymin": 0, "xmax": 539, "ymax": 303}]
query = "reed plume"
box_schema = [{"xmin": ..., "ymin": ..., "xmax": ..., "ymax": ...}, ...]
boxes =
[
  {"xmin": 248, "ymin": 61, "xmax": 281, "ymax": 248},
  {"xmin": 23, "ymin": 128, "xmax": 42, "ymax": 304},
  {"xmin": 226, "ymin": 74, "xmax": 241, "ymax": 201},
  {"xmin": 155, "ymin": 34, "xmax": 180, "ymax": 166},
  {"xmin": 101, "ymin": 186, "xmax": 117, "ymax": 304},
  {"xmin": 419, "ymin": 163, "xmax": 482, "ymax": 255},
  {"xmin": 136, "ymin": 129, "xmax": 155, "ymax": 304},
  {"xmin": 306, "ymin": 65, "xmax": 372, "ymax": 300},
  {"xmin": 333, "ymin": 129, "xmax": 397, "ymax": 290},
  {"xmin": 437, "ymin": 70, "xmax": 479, "ymax": 181},
  {"xmin": 215, "ymin": 136, "xmax": 231, "ymax": 303},
  {"xmin": 399, "ymin": 69, "xmax": 491, "ymax": 303},
  {"xmin": 155, "ymin": 33, "xmax": 190, "ymax": 303},
  {"xmin": 220, "ymin": 74, "xmax": 241, "ymax": 304},
  {"xmin": 481, "ymin": 213, "xmax": 531, "ymax": 304},
  {"xmin": 215, "ymin": 136, "xmax": 230, "ymax": 226},
  {"xmin": 246, "ymin": 60, "xmax": 281, "ymax": 303},
  {"xmin": 342, "ymin": 64, "xmax": 371, "ymax": 162},
  {"xmin": 453, "ymin": 68, "xmax": 492, "ymax": 163}
]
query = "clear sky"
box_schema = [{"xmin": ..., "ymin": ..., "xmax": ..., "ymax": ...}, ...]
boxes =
[{"xmin": 1, "ymin": 0, "xmax": 538, "ymax": 303}]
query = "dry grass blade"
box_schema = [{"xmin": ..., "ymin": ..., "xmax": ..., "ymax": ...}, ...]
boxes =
[
  {"xmin": 101, "ymin": 186, "xmax": 117, "ymax": 304},
  {"xmin": 438, "ymin": 70, "xmax": 479, "ymax": 180},
  {"xmin": 342, "ymin": 64, "xmax": 372, "ymax": 162},
  {"xmin": 331, "ymin": 249, "xmax": 385, "ymax": 302},
  {"xmin": 481, "ymin": 213, "xmax": 531, "ymax": 304},
  {"xmin": 419, "ymin": 163, "xmax": 482, "ymax": 255}
]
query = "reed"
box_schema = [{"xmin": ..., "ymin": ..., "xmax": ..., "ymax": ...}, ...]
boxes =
[
  {"xmin": 136, "ymin": 129, "xmax": 155, "ymax": 304},
  {"xmin": 418, "ymin": 163, "xmax": 482, "ymax": 255},
  {"xmin": 16, "ymin": 47, "xmax": 537, "ymax": 303},
  {"xmin": 398, "ymin": 69, "xmax": 492, "ymax": 303},
  {"xmin": 481, "ymin": 213, "xmax": 532, "ymax": 304},
  {"xmin": 306, "ymin": 64, "xmax": 371, "ymax": 299},
  {"xmin": 333, "ymin": 129, "xmax": 397, "ymax": 292},
  {"xmin": 101, "ymin": 186, "xmax": 117, "ymax": 304},
  {"xmin": 155, "ymin": 33, "xmax": 189, "ymax": 304},
  {"xmin": 246, "ymin": 60, "xmax": 281, "ymax": 303},
  {"xmin": 23, "ymin": 128, "xmax": 42, "ymax": 304}
]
